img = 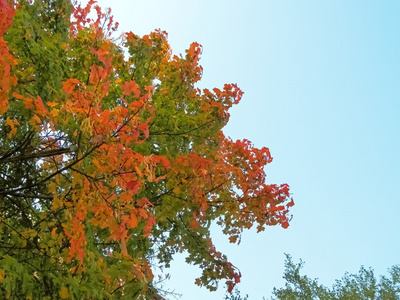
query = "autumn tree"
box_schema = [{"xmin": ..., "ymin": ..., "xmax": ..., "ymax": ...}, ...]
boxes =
[{"xmin": 0, "ymin": 0, "xmax": 293, "ymax": 298}]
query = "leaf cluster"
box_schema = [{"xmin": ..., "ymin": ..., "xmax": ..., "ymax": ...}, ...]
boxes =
[{"xmin": 226, "ymin": 255, "xmax": 400, "ymax": 300}]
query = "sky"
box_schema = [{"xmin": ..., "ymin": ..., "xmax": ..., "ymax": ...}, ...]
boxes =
[{"xmin": 92, "ymin": 0, "xmax": 400, "ymax": 299}]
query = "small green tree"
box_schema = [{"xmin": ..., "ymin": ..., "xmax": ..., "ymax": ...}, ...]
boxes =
[
  {"xmin": 225, "ymin": 255, "xmax": 400, "ymax": 300},
  {"xmin": 272, "ymin": 254, "xmax": 400, "ymax": 300}
]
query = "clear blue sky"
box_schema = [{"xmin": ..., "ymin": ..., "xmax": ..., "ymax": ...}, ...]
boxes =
[{"xmin": 94, "ymin": 0, "xmax": 400, "ymax": 298}]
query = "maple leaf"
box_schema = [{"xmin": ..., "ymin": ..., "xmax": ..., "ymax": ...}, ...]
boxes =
[
  {"xmin": 127, "ymin": 211, "xmax": 139, "ymax": 229},
  {"xmin": 122, "ymin": 80, "xmax": 140, "ymax": 98},
  {"xmin": 12, "ymin": 92, "xmax": 23, "ymax": 99},
  {"xmin": 126, "ymin": 180, "xmax": 140, "ymax": 194},
  {"xmin": 59, "ymin": 287, "xmax": 69, "ymax": 299},
  {"xmin": 281, "ymin": 221, "xmax": 289, "ymax": 229},
  {"xmin": 136, "ymin": 197, "xmax": 153, "ymax": 207},
  {"xmin": 34, "ymin": 96, "xmax": 48, "ymax": 116},
  {"xmin": 62, "ymin": 78, "xmax": 80, "ymax": 94}
]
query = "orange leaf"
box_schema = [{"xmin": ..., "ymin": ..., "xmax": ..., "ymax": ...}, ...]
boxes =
[
  {"xmin": 142, "ymin": 34, "xmax": 151, "ymax": 46},
  {"xmin": 127, "ymin": 211, "xmax": 138, "ymax": 229},
  {"xmin": 122, "ymin": 80, "xmax": 140, "ymax": 97},
  {"xmin": 136, "ymin": 197, "xmax": 153, "ymax": 207},
  {"xmin": 143, "ymin": 215, "xmax": 155, "ymax": 234},
  {"xmin": 62, "ymin": 78, "xmax": 80, "ymax": 94},
  {"xmin": 32, "ymin": 114, "xmax": 41, "ymax": 124},
  {"xmin": 23, "ymin": 97, "xmax": 34, "ymax": 109},
  {"xmin": 51, "ymin": 227, "xmax": 57, "ymax": 237},
  {"xmin": 34, "ymin": 96, "xmax": 48, "ymax": 116},
  {"xmin": 47, "ymin": 101, "xmax": 58, "ymax": 107},
  {"xmin": 138, "ymin": 122, "xmax": 149, "ymax": 139},
  {"xmin": 12, "ymin": 92, "xmax": 23, "ymax": 99},
  {"xmin": 190, "ymin": 217, "xmax": 200, "ymax": 230}
]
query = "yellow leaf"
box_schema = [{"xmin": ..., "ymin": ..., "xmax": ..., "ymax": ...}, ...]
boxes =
[
  {"xmin": 22, "ymin": 229, "xmax": 37, "ymax": 239},
  {"xmin": 48, "ymin": 182, "xmax": 56, "ymax": 193},
  {"xmin": 47, "ymin": 101, "xmax": 58, "ymax": 107},
  {"xmin": 5, "ymin": 117, "xmax": 14, "ymax": 129},
  {"xmin": 134, "ymin": 166, "xmax": 143, "ymax": 177},
  {"xmin": 59, "ymin": 287, "xmax": 69, "ymax": 299},
  {"xmin": 50, "ymin": 108, "xmax": 59, "ymax": 117},
  {"xmin": 5, "ymin": 118, "xmax": 18, "ymax": 138}
]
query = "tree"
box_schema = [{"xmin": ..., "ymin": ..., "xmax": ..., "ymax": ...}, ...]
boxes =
[
  {"xmin": 272, "ymin": 255, "xmax": 400, "ymax": 300},
  {"xmin": 225, "ymin": 288, "xmax": 249, "ymax": 300},
  {"xmin": 226, "ymin": 256, "xmax": 400, "ymax": 300},
  {"xmin": 0, "ymin": 0, "xmax": 293, "ymax": 298}
]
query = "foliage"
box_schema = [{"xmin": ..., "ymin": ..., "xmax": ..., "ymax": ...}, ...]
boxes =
[
  {"xmin": 0, "ymin": 0, "xmax": 293, "ymax": 298},
  {"xmin": 271, "ymin": 255, "xmax": 400, "ymax": 300},
  {"xmin": 225, "ymin": 288, "xmax": 249, "ymax": 300},
  {"xmin": 225, "ymin": 256, "xmax": 400, "ymax": 300}
]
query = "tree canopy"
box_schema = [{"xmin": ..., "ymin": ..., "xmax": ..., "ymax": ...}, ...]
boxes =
[
  {"xmin": 0, "ymin": 0, "xmax": 293, "ymax": 298},
  {"xmin": 271, "ymin": 255, "xmax": 400, "ymax": 300},
  {"xmin": 226, "ymin": 255, "xmax": 400, "ymax": 300}
]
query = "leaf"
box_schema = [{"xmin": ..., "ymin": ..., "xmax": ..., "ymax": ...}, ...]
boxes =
[
  {"xmin": 142, "ymin": 34, "xmax": 151, "ymax": 46},
  {"xmin": 23, "ymin": 97, "xmax": 34, "ymax": 109},
  {"xmin": 126, "ymin": 180, "xmax": 140, "ymax": 194},
  {"xmin": 5, "ymin": 117, "xmax": 18, "ymax": 138},
  {"xmin": 228, "ymin": 236, "xmax": 237, "ymax": 244},
  {"xmin": 34, "ymin": 96, "xmax": 48, "ymax": 116},
  {"xmin": 46, "ymin": 101, "xmax": 58, "ymax": 107},
  {"xmin": 62, "ymin": 78, "xmax": 80, "ymax": 94},
  {"xmin": 90, "ymin": 134, "xmax": 104, "ymax": 145},
  {"xmin": 136, "ymin": 197, "xmax": 153, "ymax": 207},
  {"xmin": 126, "ymin": 211, "xmax": 138, "ymax": 229},
  {"xmin": 122, "ymin": 80, "xmax": 140, "ymax": 98},
  {"xmin": 281, "ymin": 221, "xmax": 289, "ymax": 229},
  {"xmin": 59, "ymin": 287, "xmax": 69, "ymax": 299},
  {"xmin": 12, "ymin": 92, "xmax": 23, "ymax": 99}
]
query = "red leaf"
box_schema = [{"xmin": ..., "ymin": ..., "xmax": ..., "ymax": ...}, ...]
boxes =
[
  {"xmin": 138, "ymin": 122, "xmax": 149, "ymax": 139},
  {"xmin": 270, "ymin": 205, "xmax": 285, "ymax": 211},
  {"xmin": 136, "ymin": 197, "xmax": 153, "ymax": 207},
  {"xmin": 126, "ymin": 180, "xmax": 140, "ymax": 194},
  {"xmin": 286, "ymin": 198, "xmax": 295, "ymax": 208}
]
